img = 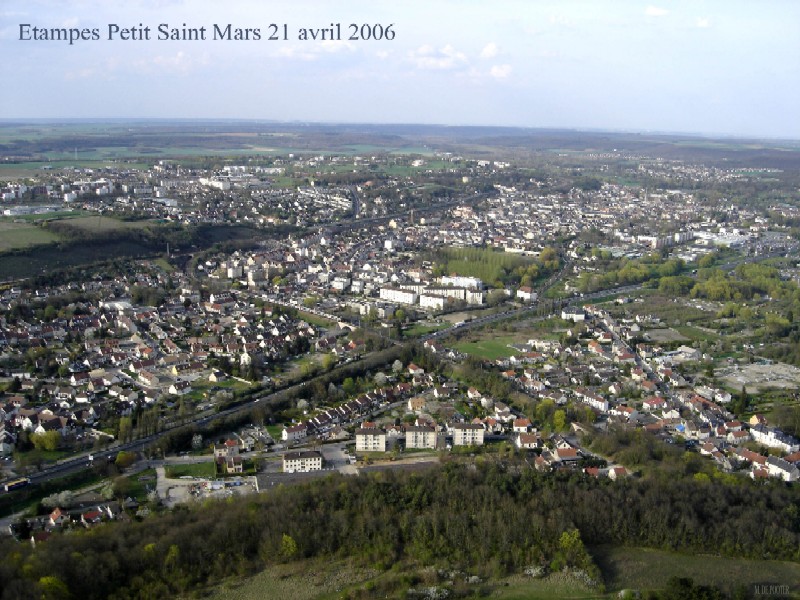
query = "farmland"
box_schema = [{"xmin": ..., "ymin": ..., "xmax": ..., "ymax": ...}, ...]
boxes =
[{"xmin": 0, "ymin": 220, "xmax": 59, "ymax": 251}]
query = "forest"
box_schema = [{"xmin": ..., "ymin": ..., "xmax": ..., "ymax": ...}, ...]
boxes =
[{"xmin": 1, "ymin": 461, "xmax": 798, "ymax": 599}]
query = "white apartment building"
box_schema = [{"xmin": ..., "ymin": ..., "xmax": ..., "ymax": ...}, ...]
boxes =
[
  {"xmin": 379, "ymin": 287, "xmax": 418, "ymax": 305},
  {"xmin": 283, "ymin": 450, "xmax": 323, "ymax": 473},
  {"xmin": 405, "ymin": 426, "xmax": 437, "ymax": 449},
  {"xmin": 356, "ymin": 427, "xmax": 387, "ymax": 452},
  {"xmin": 451, "ymin": 423, "xmax": 485, "ymax": 446}
]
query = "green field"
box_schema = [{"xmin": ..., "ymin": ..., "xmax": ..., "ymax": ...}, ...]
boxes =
[
  {"xmin": 123, "ymin": 469, "xmax": 158, "ymax": 501},
  {"xmin": 296, "ymin": 309, "xmax": 336, "ymax": 328},
  {"xmin": 0, "ymin": 221, "xmax": 59, "ymax": 251},
  {"xmin": 405, "ymin": 323, "xmax": 448, "ymax": 337},
  {"xmin": 5, "ymin": 211, "xmax": 89, "ymax": 222},
  {"xmin": 593, "ymin": 546, "xmax": 800, "ymax": 597},
  {"xmin": 208, "ymin": 560, "xmax": 379, "ymax": 600},
  {"xmin": 164, "ymin": 461, "xmax": 216, "ymax": 479},
  {"xmin": 204, "ymin": 548, "xmax": 800, "ymax": 600},
  {"xmin": 51, "ymin": 215, "xmax": 154, "ymax": 233},
  {"xmin": 265, "ymin": 425, "xmax": 283, "ymax": 440},
  {"xmin": 452, "ymin": 336, "xmax": 521, "ymax": 360},
  {"xmin": 674, "ymin": 324, "xmax": 720, "ymax": 342}
]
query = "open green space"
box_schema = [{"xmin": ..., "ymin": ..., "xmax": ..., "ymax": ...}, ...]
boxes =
[
  {"xmin": 452, "ymin": 336, "xmax": 521, "ymax": 360},
  {"xmin": 2, "ymin": 210, "xmax": 89, "ymax": 222},
  {"xmin": 296, "ymin": 309, "xmax": 336, "ymax": 328},
  {"xmin": 204, "ymin": 547, "xmax": 800, "ymax": 600},
  {"xmin": 265, "ymin": 425, "xmax": 283, "ymax": 440},
  {"xmin": 122, "ymin": 468, "xmax": 157, "ymax": 501},
  {"xmin": 207, "ymin": 559, "xmax": 379, "ymax": 600},
  {"xmin": 50, "ymin": 215, "xmax": 154, "ymax": 233},
  {"xmin": 164, "ymin": 461, "xmax": 215, "ymax": 479},
  {"xmin": 593, "ymin": 545, "xmax": 800, "ymax": 597},
  {"xmin": 0, "ymin": 221, "xmax": 59, "ymax": 251},
  {"xmin": 404, "ymin": 322, "xmax": 448, "ymax": 337},
  {"xmin": 674, "ymin": 324, "xmax": 720, "ymax": 342}
]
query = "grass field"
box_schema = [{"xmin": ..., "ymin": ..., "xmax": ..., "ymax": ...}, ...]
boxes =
[
  {"xmin": 164, "ymin": 461, "xmax": 216, "ymax": 479},
  {"xmin": 593, "ymin": 546, "xmax": 800, "ymax": 597},
  {"xmin": 296, "ymin": 309, "xmax": 336, "ymax": 328},
  {"xmin": 452, "ymin": 336, "xmax": 521, "ymax": 360},
  {"xmin": 200, "ymin": 545, "xmax": 800, "ymax": 600},
  {"xmin": 51, "ymin": 215, "xmax": 154, "ymax": 233},
  {"xmin": 674, "ymin": 324, "xmax": 720, "ymax": 342},
  {"xmin": 0, "ymin": 221, "xmax": 59, "ymax": 251},
  {"xmin": 207, "ymin": 560, "xmax": 380, "ymax": 600},
  {"xmin": 123, "ymin": 469, "xmax": 158, "ymax": 501},
  {"xmin": 6, "ymin": 211, "xmax": 89, "ymax": 222},
  {"xmin": 405, "ymin": 323, "xmax": 448, "ymax": 337},
  {"xmin": 265, "ymin": 425, "xmax": 283, "ymax": 440}
]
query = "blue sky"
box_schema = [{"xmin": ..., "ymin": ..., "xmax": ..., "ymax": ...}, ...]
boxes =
[{"xmin": 1, "ymin": 0, "xmax": 798, "ymax": 138}]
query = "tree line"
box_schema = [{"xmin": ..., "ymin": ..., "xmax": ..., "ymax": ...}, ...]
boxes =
[{"xmin": 1, "ymin": 461, "xmax": 798, "ymax": 599}]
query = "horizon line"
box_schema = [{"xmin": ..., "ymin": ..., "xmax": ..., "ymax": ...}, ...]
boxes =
[{"xmin": 0, "ymin": 118, "xmax": 799, "ymax": 144}]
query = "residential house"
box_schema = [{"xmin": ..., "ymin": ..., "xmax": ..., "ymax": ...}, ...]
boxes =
[
  {"xmin": 407, "ymin": 396, "xmax": 426, "ymax": 413},
  {"xmin": 516, "ymin": 432, "xmax": 541, "ymax": 450},
  {"xmin": 168, "ymin": 381, "xmax": 192, "ymax": 396},
  {"xmin": 282, "ymin": 423, "xmax": 309, "ymax": 444},
  {"xmin": 512, "ymin": 418, "xmax": 532, "ymax": 433},
  {"xmin": 766, "ymin": 456, "xmax": 800, "ymax": 482}
]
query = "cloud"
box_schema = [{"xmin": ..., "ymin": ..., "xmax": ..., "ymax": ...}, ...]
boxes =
[
  {"xmin": 318, "ymin": 40, "xmax": 356, "ymax": 53},
  {"xmin": 134, "ymin": 51, "xmax": 209, "ymax": 74},
  {"xmin": 409, "ymin": 44, "xmax": 468, "ymax": 70},
  {"xmin": 695, "ymin": 17, "xmax": 710, "ymax": 28},
  {"xmin": 65, "ymin": 67, "xmax": 97, "ymax": 81},
  {"xmin": 275, "ymin": 46, "xmax": 318, "ymax": 61},
  {"xmin": 489, "ymin": 64, "xmax": 512, "ymax": 79},
  {"xmin": 645, "ymin": 6, "xmax": 669, "ymax": 17},
  {"xmin": 480, "ymin": 42, "xmax": 499, "ymax": 59}
]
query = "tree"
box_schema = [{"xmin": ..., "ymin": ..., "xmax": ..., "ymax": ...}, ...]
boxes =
[
  {"xmin": 553, "ymin": 409, "xmax": 567, "ymax": 432},
  {"xmin": 280, "ymin": 533, "xmax": 298, "ymax": 560},
  {"xmin": 342, "ymin": 377, "xmax": 357, "ymax": 396},
  {"xmin": 38, "ymin": 576, "xmax": 70, "ymax": 600},
  {"xmin": 32, "ymin": 430, "xmax": 61, "ymax": 451},
  {"xmin": 322, "ymin": 353, "xmax": 337, "ymax": 372},
  {"xmin": 392, "ymin": 359, "xmax": 404, "ymax": 374},
  {"xmin": 115, "ymin": 450, "xmax": 137, "ymax": 470},
  {"xmin": 111, "ymin": 476, "xmax": 133, "ymax": 500},
  {"xmin": 118, "ymin": 416, "xmax": 133, "ymax": 443}
]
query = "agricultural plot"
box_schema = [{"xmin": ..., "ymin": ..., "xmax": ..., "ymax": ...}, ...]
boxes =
[
  {"xmin": 0, "ymin": 220, "xmax": 59, "ymax": 251},
  {"xmin": 50, "ymin": 215, "xmax": 154, "ymax": 233},
  {"xmin": 643, "ymin": 328, "xmax": 690, "ymax": 344}
]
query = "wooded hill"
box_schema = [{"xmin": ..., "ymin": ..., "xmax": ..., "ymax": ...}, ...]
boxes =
[{"xmin": 1, "ymin": 461, "xmax": 798, "ymax": 599}]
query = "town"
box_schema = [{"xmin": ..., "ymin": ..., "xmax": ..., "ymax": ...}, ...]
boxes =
[{"xmin": 1, "ymin": 124, "xmax": 799, "ymax": 598}]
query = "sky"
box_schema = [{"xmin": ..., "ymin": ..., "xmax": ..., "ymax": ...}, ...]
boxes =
[{"xmin": 1, "ymin": 0, "xmax": 799, "ymax": 138}]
